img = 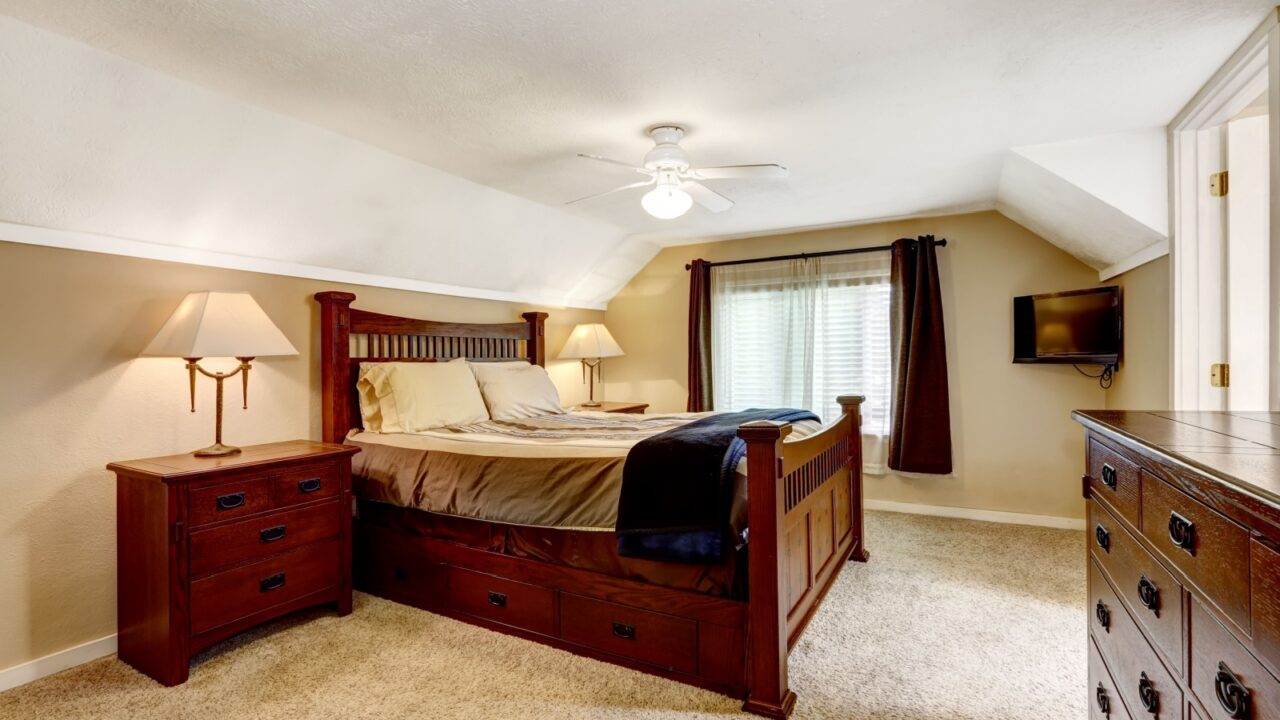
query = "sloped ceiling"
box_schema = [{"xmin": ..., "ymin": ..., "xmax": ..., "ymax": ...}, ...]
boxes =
[{"xmin": 0, "ymin": 1, "xmax": 1272, "ymax": 307}]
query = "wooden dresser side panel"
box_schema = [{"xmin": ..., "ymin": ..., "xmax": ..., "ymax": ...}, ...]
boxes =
[{"xmin": 116, "ymin": 473, "xmax": 187, "ymax": 685}]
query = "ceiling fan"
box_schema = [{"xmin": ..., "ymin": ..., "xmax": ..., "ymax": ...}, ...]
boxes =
[{"xmin": 567, "ymin": 125, "xmax": 788, "ymax": 219}]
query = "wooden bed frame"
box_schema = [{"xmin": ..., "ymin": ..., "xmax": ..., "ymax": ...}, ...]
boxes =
[{"xmin": 316, "ymin": 291, "xmax": 868, "ymax": 718}]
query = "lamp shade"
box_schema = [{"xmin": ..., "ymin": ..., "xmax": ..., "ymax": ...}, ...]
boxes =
[
  {"xmin": 142, "ymin": 291, "xmax": 298, "ymax": 358},
  {"xmin": 558, "ymin": 323, "xmax": 624, "ymax": 360}
]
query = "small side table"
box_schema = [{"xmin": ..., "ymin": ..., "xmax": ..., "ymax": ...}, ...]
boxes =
[{"xmin": 579, "ymin": 401, "xmax": 649, "ymax": 414}]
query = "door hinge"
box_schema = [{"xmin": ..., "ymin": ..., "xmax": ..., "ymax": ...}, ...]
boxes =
[
  {"xmin": 1210, "ymin": 171, "xmax": 1229, "ymax": 197},
  {"xmin": 1210, "ymin": 363, "xmax": 1230, "ymax": 388}
]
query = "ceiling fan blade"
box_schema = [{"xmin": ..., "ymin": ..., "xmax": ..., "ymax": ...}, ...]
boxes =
[
  {"xmin": 564, "ymin": 179, "xmax": 654, "ymax": 205},
  {"xmin": 691, "ymin": 164, "xmax": 789, "ymax": 180},
  {"xmin": 578, "ymin": 153, "xmax": 652, "ymax": 174},
  {"xmin": 684, "ymin": 181, "xmax": 734, "ymax": 213}
]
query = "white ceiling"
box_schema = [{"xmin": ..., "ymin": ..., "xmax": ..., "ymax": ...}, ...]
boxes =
[{"xmin": 1, "ymin": 0, "xmax": 1271, "ymax": 252}]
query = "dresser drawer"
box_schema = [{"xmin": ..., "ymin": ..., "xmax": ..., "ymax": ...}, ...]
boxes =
[
  {"xmin": 188, "ymin": 500, "xmax": 343, "ymax": 576},
  {"xmin": 273, "ymin": 464, "xmax": 341, "ymax": 508},
  {"xmin": 560, "ymin": 593, "xmax": 698, "ymax": 675},
  {"xmin": 188, "ymin": 477, "xmax": 272, "ymax": 526},
  {"xmin": 1090, "ymin": 439, "xmax": 1142, "ymax": 526},
  {"xmin": 447, "ymin": 567, "xmax": 555, "ymax": 637},
  {"xmin": 190, "ymin": 540, "xmax": 341, "ymax": 635},
  {"xmin": 1091, "ymin": 635, "xmax": 1134, "ymax": 720},
  {"xmin": 1091, "ymin": 499, "xmax": 1184, "ymax": 673},
  {"xmin": 1191, "ymin": 598, "xmax": 1280, "ymax": 720},
  {"xmin": 1090, "ymin": 559, "xmax": 1182, "ymax": 720},
  {"xmin": 1141, "ymin": 473, "xmax": 1251, "ymax": 632},
  {"xmin": 1253, "ymin": 539, "xmax": 1280, "ymax": 678}
]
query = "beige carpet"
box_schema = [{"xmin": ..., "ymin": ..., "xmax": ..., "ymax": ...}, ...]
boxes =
[{"xmin": 0, "ymin": 511, "xmax": 1086, "ymax": 719}]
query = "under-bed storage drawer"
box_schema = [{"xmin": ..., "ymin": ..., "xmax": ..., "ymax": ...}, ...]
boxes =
[
  {"xmin": 190, "ymin": 540, "xmax": 341, "ymax": 635},
  {"xmin": 1090, "ymin": 635, "xmax": 1133, "ymax": 720},
  {"xmin": 559, "ymin": 593, "xmax": 698, "ymax": 675},
  {"xmin": 1090, "ymin": 559, "xmax": 1182, "ymax": 720},
  {"xmin": 1191, "ymin": 598, "xmax": 1280, "ymax": 720},
  {"xmin": 447, "ymin": 567, "xmax": 555, "ymax": 636}
]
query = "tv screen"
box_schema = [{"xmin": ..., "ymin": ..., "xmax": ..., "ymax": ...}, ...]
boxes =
[{"xmin": 1013, "ymin": 287, "xmax": 1121, "ymax": 364}]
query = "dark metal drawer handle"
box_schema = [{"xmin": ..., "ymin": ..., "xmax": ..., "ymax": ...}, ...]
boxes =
[
  {"xmin": 259, "ymin": 572, "xmax": 286, "ymax": 592},
  {"xmin": 1100, "ymin": 463, "xmax": 1118, "ymax": 489},
  {"xmin": 487, "ymin": 591, "xmax": 507, "ymax": 607},
  {"xmin": 298, "ymin": 478, "xmax": 322, "ymax": 494},
  {"xmin": 1138, "ymin": 672, "xmax": 1158, "ymax": 715},
  {"xmin": 1096, "ymin": 683, "xmax": 1110, "ymax": 716},
  {"xmin": 1168, "ymin": 511, "xmax": 1195, "ymax": 555},
  {"xmin": 1095, "ymin": 524, "xmax": 1111, "ymax": 552},
  {"xmin": 259, "ymin": 525, "xmax": 286, "ymax": 543},
  {"xmin": 612, "ymin": 622, "xmax": 636, "ymax": 640},
  {"xmin": 1095, "ymin": 600, "xmax": 1110, "ymax": 632},
  {"xmin": 1215, "ymin": 662, "xmax": 1251, "ymax": 719},
  {"xmin": 216, "ymin": 492, "xmax": 245, "ymax": 511},
  {"xmin": 1137, "ymin": 575, "xmax": 1160, "ymax": 616},
  {"xmin": 393, "ymin": 567, "xmax": 409, "ymax": 581}
]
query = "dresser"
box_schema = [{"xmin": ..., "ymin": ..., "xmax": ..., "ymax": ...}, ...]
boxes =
[
  {"xmin": 1074, "ymin": 411, "xmax": 1280, "ymax": 720},
  {"xmin": 108, "ymin": 440, "xmax": 360, "ymax": 685}
]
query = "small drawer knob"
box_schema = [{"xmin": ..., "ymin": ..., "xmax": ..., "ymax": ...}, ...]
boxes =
[
  {"xmin": 259, "ymin": 525, "xmax": 286, "ymax": 543},
  {"xmin": 1137, "ymin": 672, "xmax": 1158, "ymax": 715},
  {"xmin": 1095, "ymin": 600, "xmax": 1110, "ymax": 631},
  {"xmin": 1168, "ymin": 511, "xmax": 1195, "ymax": 555},
  {"xmin": 1100, "ymin": 463, "xmax": 1118, "ymax": 489},
  {"xmin": 1095, "ymin": 683, "xmax": 1110, "ymax": 716},
  {"xmin": 1095, "ymin": 524, "xmax": 1111, "ymax": 552},
  {"xmin": 612, "ymin": 622, "xmax": 636, "ymax": 640},
  {"xmin": 298, "ymin": 477, "xmax": 322, "ymax": 494},
  {"xmin": 1215, "ymin": 662, "xmax": 1251, "ymax": 719},
  {"xmin": 259, "ymin": 572, "xmax": 286, "ymax": 592},
  {"xmin": 487, "ymin": 591, "xmax": 507, "ymax": 607},
  {"xmin": 216, "ymin": 492, "xmax": 245, "ymax": 511},
  {"xmin": 1137, "ymin": 576, "xmax": 1159, "ymax": 616}
]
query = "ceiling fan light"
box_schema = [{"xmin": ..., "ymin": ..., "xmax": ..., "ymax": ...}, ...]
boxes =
[{"xmin": 641, "ymin": 184, "xmax": 693, "ymax": 219}]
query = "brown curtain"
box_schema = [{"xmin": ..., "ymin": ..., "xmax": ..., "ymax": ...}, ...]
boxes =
[
  {"xmin": 888, "ymin": 235, "xmax": 952, "ymax": 474},
  {"xmin": 687, "ymin": 259, "xmax": 714, "ymax": 411}
]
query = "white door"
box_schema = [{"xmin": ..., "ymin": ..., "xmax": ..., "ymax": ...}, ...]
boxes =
[{"xmin": 1224, "ymin": 108, "xmax": 1271, "ymax": 410}]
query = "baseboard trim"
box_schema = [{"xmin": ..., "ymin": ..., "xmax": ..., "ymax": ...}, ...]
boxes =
[
  {"xmin": 0, "ymin": 634, "xmax": 117, "ymax": 693},
  {"xmin": 865, "ymin": 499, "xmax": 1085, "ymax": 531}
]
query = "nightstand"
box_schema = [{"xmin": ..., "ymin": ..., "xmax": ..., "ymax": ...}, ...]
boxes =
[
  {"xmin": 108, "ymin": 440, "xmax": 359, "ymax": 685},
  {"xmin": 581, "ymin": 401, "xmax": 649, "ymax": 414}
]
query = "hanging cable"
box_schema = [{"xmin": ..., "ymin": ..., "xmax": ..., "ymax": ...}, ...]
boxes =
[{"xmin": 1073, "ymin": 363, "xmax": 1115, "ymax": 390}]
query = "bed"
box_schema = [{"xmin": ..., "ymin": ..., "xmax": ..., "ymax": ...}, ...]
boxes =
[{"xmin": 316, "ymin": 291, "xmax": 868, "ymax": 718}]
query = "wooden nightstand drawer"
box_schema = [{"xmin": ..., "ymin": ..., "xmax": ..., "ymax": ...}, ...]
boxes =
[
  {"xmin": 188, "ymin": 500, "xmax": 343, "ymax": 576},
  {"xmin": 188, "ymin": 477, "xmax": 272, "ymax": 526},
  {"xmin": 190, "ymin": 540, "xmax": 342, "ymax": 635},
  {"xmin": 273, "ymin": 464, "xmax": 341, "ymax": 507}
]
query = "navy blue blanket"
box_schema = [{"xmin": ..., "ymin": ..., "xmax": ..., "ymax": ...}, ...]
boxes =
[{"xmin": 615, "ymin": 408, "xmax": 819, "ymax": 563}]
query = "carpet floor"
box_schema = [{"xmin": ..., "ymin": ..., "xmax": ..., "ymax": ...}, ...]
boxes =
[{"xmin": 0, "ymin": 511, "xmax": 1086, "ymax": 719}]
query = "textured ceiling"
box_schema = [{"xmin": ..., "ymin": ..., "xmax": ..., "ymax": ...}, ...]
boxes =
[{"xmin": 1, "ymin": 0, "xmax": 1271, "ymax": 250}]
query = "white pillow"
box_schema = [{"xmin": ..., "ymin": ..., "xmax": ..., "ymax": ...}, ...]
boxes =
[
  {"xmin": 469, "ymin": 362, "xmax": 566, "ymax": 420},
  {"xmin": 355, "ymin": 363, "xmax": 389, "ymax": 432},
  {"xmin": 367, "ymin": 359, "xmax": 490, "ymax": 432}
]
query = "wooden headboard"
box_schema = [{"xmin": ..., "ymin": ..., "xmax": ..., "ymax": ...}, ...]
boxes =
[{"xmin": 315, "ymin": 291, "xmax": 548, "ymax": 443}]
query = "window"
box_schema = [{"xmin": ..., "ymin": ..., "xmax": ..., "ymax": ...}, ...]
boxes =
[{"xmin": 710, "ymin": 252, "xmax": 892, "ymax": 471}]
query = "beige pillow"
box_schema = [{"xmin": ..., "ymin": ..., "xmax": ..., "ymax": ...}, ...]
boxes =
[
  {"xmin": 355, "ymin": 363, "xmax": 389, "ymax": 432},
  {"xmin": 469, "ymin": 362, "xmax": 565, "ymax": 420},
  {"xmin": 367, "ymin": 359, "xmax": 490, "ymax": 432}
]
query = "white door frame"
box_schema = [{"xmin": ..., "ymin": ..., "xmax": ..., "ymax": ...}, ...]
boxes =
[{"xmin": 1169, "ymin": 9, "xmax": 1279, "ymax": 410}]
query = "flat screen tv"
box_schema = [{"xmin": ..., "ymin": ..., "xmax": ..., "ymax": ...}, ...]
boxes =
[{"xmin": 1013, "ymin": 286, "xmax": 1121, "ymax": 365}]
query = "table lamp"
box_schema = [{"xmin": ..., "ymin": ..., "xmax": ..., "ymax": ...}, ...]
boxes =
[
  {"xmin": 142, "ymin": 291, "xmax": 298, "ymax": 456},
  {"xmin": 558, "ymin": 323, "xmax": 624, "ymax": 407}
]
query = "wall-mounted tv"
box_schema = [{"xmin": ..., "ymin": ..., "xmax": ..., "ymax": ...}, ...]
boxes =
[{"xmin": 1013, "ymin": 286, "xmax": 1121, "ymax": 365}]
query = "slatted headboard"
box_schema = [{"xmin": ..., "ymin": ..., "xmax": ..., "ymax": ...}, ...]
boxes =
[{"xmin": 315, "ymin": 291, "xmax": 548, "ymax": 443}]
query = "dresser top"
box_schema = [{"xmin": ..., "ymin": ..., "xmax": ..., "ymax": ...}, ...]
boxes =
[
  {"xmin": 107, "ymin": 440, "xmax": 359, "ymax": 482},
  {"xmin": 1073, "ymin": 410, "xmax": 1280, "ymax": 508}
]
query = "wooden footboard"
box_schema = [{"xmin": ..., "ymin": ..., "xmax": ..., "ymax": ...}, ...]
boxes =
[{"xmin": 740, "ymin": 395, "xmax": 866, "ymax": 718}]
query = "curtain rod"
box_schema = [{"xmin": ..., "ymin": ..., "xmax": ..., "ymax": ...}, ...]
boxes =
[{"xmin": 684, "ymin": 237, "xmax": 947, "ymax": 271}]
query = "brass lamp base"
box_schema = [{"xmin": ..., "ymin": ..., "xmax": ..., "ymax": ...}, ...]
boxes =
[
  {"xmin": 580, "ymin": 401, "xmax": 602, "ymax": 408},
  {"xmin": 194, "ymin": 442, "xmax": 242, "ymax": 457}
]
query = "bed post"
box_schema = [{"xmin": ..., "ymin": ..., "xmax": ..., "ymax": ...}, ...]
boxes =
[
  {"xmin": 315, "ymin": 291, "xmax": 356, "ymax": 444},
  {"xmin": 839, "ymin": 395, "xmax": 870, "ymax": 563},
  {"xmin": 521, "ymin": 311, "xmax": 548, "ymax": 366},
  {"xmin": 739, "ymin": 420, "xmax": 796, "ymax": 719}
]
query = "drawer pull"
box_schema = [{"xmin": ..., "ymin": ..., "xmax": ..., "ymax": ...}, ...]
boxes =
[
  {"xmin": 1100, "ymin": 463, "xmax": 1117, "ymax": 489},
  {"xmin": 1137, "ymin": 575, "xmax": 1160, "ymax": 616},
  {"xmin": 611, "ymin": 622, "xmax": 636, "ymax": 640},
  {"xmin": 259, "ymin": 525, "xmax": 286, "ymax": 543},
  {"xmin": 393, "ymin": 567, "xmax": 409, "ymax": 581},
  {"xmin": 1167, "ymin": 511, "xmax": 1195, "ymax": 555},
  {"xmin": 1095, "ymin": 683, "xmax": 1110, "ymax": 716},
  {"xmin": 487, "ymin": 591, "xmax": 507, "ymax": 607},
  {"xmin": 216, "ymin": 492, "xmax": 245, "ymax": 511},
  {"xmin": 1094, "ymin": 600, "xmax": 1110, "ymax": 632},
  {"xmin": 1215, "ymin": 662, "xmax": 1251, "ymax": 719},
  {"xmin": 259, "ymin": 572, "xmax": 286, "ymax": 592},
  {"xmin": 1137, "ymin": 672, "xmax": 1159, "ymax": 715},
  {"xmin": 1094, "ymin": 524, "xmax": 1110, "ymax": 552},
  {"xmin": 298, "ymin": 477, "xmax": 322, "ymax": 494}
]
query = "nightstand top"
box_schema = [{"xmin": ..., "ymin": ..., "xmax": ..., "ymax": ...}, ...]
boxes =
[
  {"xmin": 576, "ymin": 401, "xmax": 649, "ymax": 413},
  {"xmin": 107, "ymin": 440, "xmax": 359, "ymax": 482}
]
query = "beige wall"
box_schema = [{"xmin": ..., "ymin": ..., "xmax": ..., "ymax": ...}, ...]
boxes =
[
  {"xmin": 604, "ymin": 211, "xmax": 1107, "ymax": 521},
  {"xmin": 1104, "ymin": 256, "xmax": 1171, "ymax": 409},
  {"xmin": 0, "ymin": 239, "xmax": 603, "ymax": 673}
]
